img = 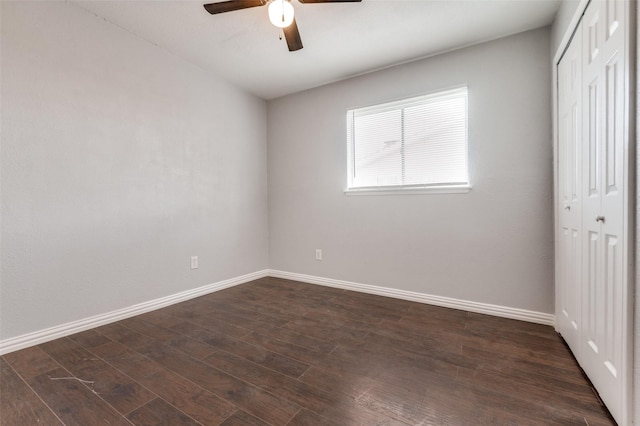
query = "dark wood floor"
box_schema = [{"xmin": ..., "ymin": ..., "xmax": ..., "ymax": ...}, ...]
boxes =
[{"xmin": 1, "ymin": 277, "xmax": 614, "ymax": 425}]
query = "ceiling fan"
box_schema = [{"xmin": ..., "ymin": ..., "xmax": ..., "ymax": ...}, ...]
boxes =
[{"xmin": 203, "ymin": 0, "xmax": 362, "ymax": 52}]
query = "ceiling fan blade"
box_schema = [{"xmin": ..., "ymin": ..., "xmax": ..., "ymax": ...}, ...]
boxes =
[
  {"xmin": 283, "ymin": 18, "xmax": 303, "ymax": 52},
  {"xmin": 299, "ymin": 0, "xmax": 362, "ymax": 3},
  {"xmin": 203, "ymin": 0, "xmax": 266, "ymax": 15}
]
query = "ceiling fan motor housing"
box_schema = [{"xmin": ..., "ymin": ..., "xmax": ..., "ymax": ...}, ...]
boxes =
[{"xmin": 203, "ymin": 0, "xmax": 362, "ymax": 51}]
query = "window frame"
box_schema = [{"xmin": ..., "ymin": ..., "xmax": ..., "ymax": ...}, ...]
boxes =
[{"xmin": 345, "ymin": 86, "xmax": 471, "ymax": 195}]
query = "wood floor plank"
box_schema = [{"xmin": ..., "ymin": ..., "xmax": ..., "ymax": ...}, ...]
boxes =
[
  {"xmin": 171, "ymin": 321, "xmax": 310, "ymax": 378},
  {"xmin": 200, "ymin": 300, "xmax": 291, "ymax": 328},
  {"xmin": 39, "ymin": 338, "xmax": 157, "ymax": 416},
  {"xmin": 68, "ymin": 329, "xmax": 113, "ymax": 349},
  {"xmin": 126, "ymin": 398, "xmax": 200, "ymax": 426},
  {"xmin": 2, "ymin": 345, "xmax": 61, "ymax": 380},
  {"xmin": 203, "ymin": 350, "xmax": 404, "ymax": 425},
  {"xmin": 0, "ymin": 358, "xmax": 63, "ymax": 425},
  {"xmin": 313, "ymin": 342, "xmax": 458, "ymax": 390},
  {"xmin": 28, "ymin": 367, "xmax": 132, "ymax": 425},
  {"xmin": 286, "ymin": 408, "xmax": 340, "ymax": 426},
  {"xmin": 206, "ymin": 308, "xmax": 291, "ymax": 332},
  {"xmin": 209, "ymin": 292, "xmax": 309, "ymax": 322},
  {"xmin": 298, "ymin": 366, "xmax": 378, "ymax": 399},
  {"xmin": 99, "ymin": 348, "xmax": 238, "ymax": 425},
  {"xmin": 459, "ymin": 344, "xmax": 592, "ymax": 387},
  {"xmin": 282, "ymin": 316, "xmax": 370, "ymax": 345},
  {"xmin": 356, "ymin": 382, "xmax": 440, "ymax": 425},
  {"xmin": 239, "ymin": 331, "xmax": 331, "ymax": 367},
  {"xmin": 301, "ymin": 306, "xmax": 380, "ymax": 333},
  {"xmin": 244, "ymin": 321, "xmax": 338, "ymax": 353},
  {"xmin": 456, "ymin": 363, "xmax": 612, "ymax": 421},
  {"xmin": 181, "ymin": 315, "xmax": 254, "ymax": 340},
  {"xmin": 178, "ymin": 314, "xmax": 336, "ymax": 355},
  {"xmin": 90, "ymin": 340, "xmax": 132, "ymax": 360},
  {"xmin": 134, "ymin": 341, "xmax": 300, "ymax": 425},
  {"xmin": 418, "ymin": 381, "xmax": 533, "ymax": 425},
  {"xmin": 464, "ymin": 315, "xmax": 573, "ymax": 355},
  {"xmin": 372, "ymin": 318, "xmax": 464, "ymax": 354},
  {"xmin": 445, "ymin": 375, "xmax": 602, "ymax": 425},
  {"xmin": 304, "ymin": 297, "xmax": 400, "ymax": 325},
  {"xmin": 319, "ymin": 297, "xmax": 406, "ymax": 324},
  {"xmin": 360, "ymin": 326, "xmax": 474, "ymax": 369},
  {"xmin": 218, "ymin": 410, "xmax": 270, "ymax": 426},
  {"xmin": 455, "ymin": 329, "xmax": 581, "ymax": 370},
  {"xmin": 243, "ymin": 287, "xmax": 340, "ymax": 313},
  {"xmin": 94, "ymin": 323, "xmax": 157, "ymax": 349},
  {"xmin": 119, "ymin": 317, "xmax": 217, "ymax": 360}
]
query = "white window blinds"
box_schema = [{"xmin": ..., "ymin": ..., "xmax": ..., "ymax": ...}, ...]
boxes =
[{"xmin": 347, "ymin": 87, "xmax": 469, "ymax": 191}]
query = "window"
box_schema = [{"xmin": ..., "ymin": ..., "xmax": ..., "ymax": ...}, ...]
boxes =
[{"xmin": 346, "ymin": 87, "xmax": 469, "ymax": 194}]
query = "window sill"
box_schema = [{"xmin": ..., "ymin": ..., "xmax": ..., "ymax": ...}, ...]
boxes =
[{"xmin": 344, "ymin": 184, "xmax": 472, "ymax": 196}]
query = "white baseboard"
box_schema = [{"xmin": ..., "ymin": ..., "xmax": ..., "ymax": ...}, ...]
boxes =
[
  {"xmin": 0, "ymin": 269, "xmax": 269, "ymax": 355},
  {"xmin": 0, "ymin": 268, "xmax": 555, "ymax": 355},
  {"xmin": 268, "ymin": 269, "xmax": 555, "ymax": 326}
]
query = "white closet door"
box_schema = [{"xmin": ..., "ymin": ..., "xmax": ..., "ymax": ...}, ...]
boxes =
[
  {"xmin": 580, "ymin": 1, "xmax": 631, "ymax": 424},
  {"xmin": 556, "ymin": 26, "xmax": 583, "ymax": 356}
]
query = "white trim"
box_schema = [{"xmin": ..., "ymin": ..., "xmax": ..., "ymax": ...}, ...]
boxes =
[
  {"xmin": 0, "ymin": 269, "xmax": 269, "ymax": 355},
  {"xmin": 552, "ymin": 0, "xmax": 590, "ymax": 66},
  {"xmin": 344, "ymin": 184, "xmax": 471, "ymax": 196},
  {"xmin": 346, "ymin": 86, "xmax": 469, "ymax": 193},
  {"xmin": 269, "ymin": 270, "xmax": 555, "ymax": 326},
  {"xmin": 0, "ymin": 268, "xmax": 555, "ymax": 355},
  {"xmin": 350, "ymin": 86, "xmax": 468, "ymax": 115}
]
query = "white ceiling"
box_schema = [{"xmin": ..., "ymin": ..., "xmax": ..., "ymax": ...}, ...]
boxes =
[{"xmin": 72, "ymin": 0, "xmax": 561, "ymax": 99}]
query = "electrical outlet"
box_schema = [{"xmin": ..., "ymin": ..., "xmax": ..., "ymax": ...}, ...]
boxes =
[
  {"xmin": 190, "ymin": 256, "xmax": 199, "ymax": 270},
  {"xmin": 315, "ymin": 249, "xmax": 322, "ymax": 261}
]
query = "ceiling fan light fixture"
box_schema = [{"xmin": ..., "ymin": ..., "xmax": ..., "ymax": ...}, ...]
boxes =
[{"xmin": 268, "ymin": 0, "xmax": 294, "ymax": 28}]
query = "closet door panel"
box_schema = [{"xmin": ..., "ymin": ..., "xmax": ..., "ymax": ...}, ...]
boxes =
[
  {"xmin": 578, "ymin": 1, "xmax": 630, "ymax": 423},
  {"xmin": 557, "ymin": 1, "xmax": 631, "ymax": 423},
  {"xmin": 581, "ymin": 2, "xmax": 603, "ymax": 372},
  {"xmin": 556, "ymin": 26, "xmax": 583, "ymax": 354}
]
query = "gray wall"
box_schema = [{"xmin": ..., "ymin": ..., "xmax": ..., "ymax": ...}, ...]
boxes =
[
  {"xmin": 0, "ymin": 1, "xmax": 268, "ymax": 340},
  {"xmin": 268, "ymin": 27, "xmax": 554, "ymax": 313}
]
